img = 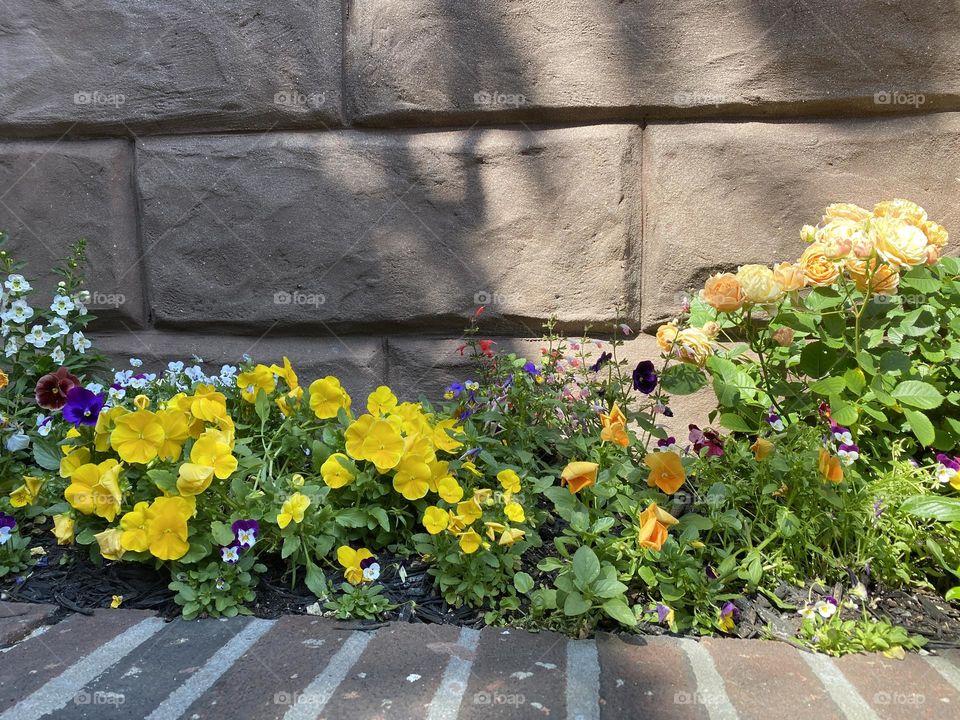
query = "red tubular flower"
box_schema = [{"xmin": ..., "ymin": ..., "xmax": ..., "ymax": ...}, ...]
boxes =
[
  {"xmin": 35, "ymin": 366, "xmax": 80, "ymax": 410},
  {"xmin": 478, "ymin": 339, "xmax": 495, "ymax": 358}
]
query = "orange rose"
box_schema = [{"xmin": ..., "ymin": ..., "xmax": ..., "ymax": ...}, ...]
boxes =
[
  {"xmin": 845, "ymin": 257, "xmax": 899, "ymax": 296},
  {"xmin": 702, "ymin": 273, "xmax": 744, "ymax": 312},
  {"xmin": 656, "ymin": 323, "xmax": 679, "ymax": 353},
  {"xmin": 638, "ymin": 502, "xmax": 679, "ymax": 551},
  {"xmin": 798, "ymin": 244, "xmax": 840, "ymax": 287},
  {"xmin": 772, "ymin": 262, "xmax": 807, "ymax": 292},
  {"xmin": 644, "ymin": 451, "xmax": 686, "ymax": 495}
]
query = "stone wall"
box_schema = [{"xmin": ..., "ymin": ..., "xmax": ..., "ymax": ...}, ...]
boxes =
[{"xmin": 1, "ymin": 1, "xmax": 958, "ymax": 426}]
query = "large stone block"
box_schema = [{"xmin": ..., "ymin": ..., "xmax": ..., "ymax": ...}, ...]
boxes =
[
  {"xmin": 642, "ymin": 114, "xmax": 960, "ymax": 328},
  {"xmin": 0, "ymin": 1, "xmax": 342, "ymax": 136},
  {"xmin": 347, "ymin": 1, "xmax": 960, "ymax": 125},
  {"xmin": 135, "ymin": 125, "xmax": 639, "ymax": 333},
  {"xmin": 0, "ymin": 139, "xmax": 144, "ymax": 327},
  {"xmin": 92, "ymin": 331, "xmax": 387, "ymax": 401}
]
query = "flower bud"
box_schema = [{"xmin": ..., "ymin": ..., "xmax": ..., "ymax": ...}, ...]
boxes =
[{"xmin": 772, "ymin": 327, "xmax": 795, "ymax": 347}]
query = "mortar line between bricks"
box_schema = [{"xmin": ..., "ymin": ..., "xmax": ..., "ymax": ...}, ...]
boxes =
[
  {"xmin": 799, "ymin": 651, "xmax": 879, "ymax": 720},
  {"xmin": 924, "ymin": 655, "xmax": 960, "ymax": 695},
  {"xmin": 282, "ymin": 629, "xmax": 374, "ymax": 720},
  {"xmin": 566, "ymin": 639, "xmax": 601, "ymax": 720},
  {"xmin": 0, "ymin": 616, "xmax": 166, "ymax": 720},
  {"xmin": 426, "ymin": 626, "xmax": 481, "ymax": 720},
  {"xmin": 144, "ymin": 618, "xmax": 277, "ymax": 720},
  {"xmin": 677, "ymin": 639, "xmax": 739, "ymax": 720}
]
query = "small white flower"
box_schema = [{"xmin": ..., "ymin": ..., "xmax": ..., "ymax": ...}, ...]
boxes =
[
  {"xmin": 362, "ymin": 562, "xmax": 381, "ymax": 582},
  {"xmin": 50, "ymin": 294, "xmax": 75, "ymax": 317},
  {"xmin": 2, "ymin": 299, "xmax": 34, "ymax": 324},
  {"xmin": 4, "ymin": 431, "xmax": 30, "ymax": 452},
  {"xmin": 24, "ymin": 324, "xmax": 52, "ymax": 348},
  {"xmin": 86, "ymin": 383, "xmax": 104, "ymax": 395},
  {"xmin": 814, "ymin": 600, "xmax": 837, "ymax": 619},
  {"xmin": 184, "ymin": 366, "xmax": 206, "ymax": 383},
  {"xmin": 4, "ymin": 274, "xmax": 31, "ymax": 294},
  {"xmin": 72, "ymin": 331, "xmax": 91, "ymax": 354},
  {"xmin": 36, "ymin": 415, "xmax": 53, "ymax": 437},
  {"xmin": 4, "ymin": 337, "xmax": 19, "ymax": 358},
  {"xmin": 769, "ymin": 418, "xmax": 785, "ymax": 432},
  {"xmin": 799, "ymin": 605, "xmax": 816, "ymax": 620},
  {"xmin": 0, "ymin": 526, "xmax": 11, "ymax": 545},
  {"xmin": 167, "ymin": 361, "xmax": 185, "ymax": 373},
  {"xmin": 49, "ymin": 317, "xmax": 70, "ymax": 337},
  {"xmin": 128, "ymin": 376, "xmax": 147, "ymax": 390},
  {"xmin": 50, "ymin": 345, "xmax": 66, "ymax": 365},
  {"xmin": 108, "ymin": 387, "xmax": 126, "ymax": 403},
  {"xmin": 936, "ymin": 466, "xmax": 957, "ymax": 485},
  {"xmin": 129, "ymin": 358, "xmax": 143, "ymax": 368}
]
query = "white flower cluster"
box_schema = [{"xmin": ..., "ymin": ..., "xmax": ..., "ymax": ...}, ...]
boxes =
[
  {"xmin": 101, "ymin": 357, "xmax": 241, "ymax": 404},
  {"xmin": 0, "ymin": 274, "xmax": 91, "ymax": 363}
]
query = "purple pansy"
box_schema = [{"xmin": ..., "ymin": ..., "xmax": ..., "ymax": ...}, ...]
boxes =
[
  {"xmin": 589, "ymin": 352, "xmax": 613, "ymax": 373},
  {"xmin": 523, "ymin": 362, "xmax": 544, "ymax": 383},
  {"xmin": 232, "ymin": 519, "xmax": 260, "ymax": 549},
  {"xmin": 936, "ymin": 453, "xmax": 960, "ymax": 485},
  {"xmin": 61, "ymin": 387, "xmax": 105, "ymax": 428},
  {"xmin": 689, "ymin": 424, "xmax": 724, "ymax": 457},
  {"xmin": 632, "ymin": 360, "xmax": 658, "ymax": 394},
  {"xmin": 220, "ymin": 542, "xmax": 241, "ymax": 564},
  {"xmin": 830, "ymin": 422, "xmax": 852, "ymax": 445},
  {"xmin": 359, "ymin": 556, "xmax": 380, "ymax": 582},
  {"xmin": 766, "ymin": 408, "xmax": 785, "ymax": 432},
  {"xmin": 0, "ymin": 513, "xmax": 16, "ymax": 545},
  {"xmin": 837, "ymin": 443, "xmax": 859, "ymax": 465}
]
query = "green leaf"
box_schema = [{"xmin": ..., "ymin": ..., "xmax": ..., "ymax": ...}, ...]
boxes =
[
  {"xmin": 563, "ymin": 592, "xmax": 592, "ymax": 616},
  {"xmin": 878, "ymin": 351, "xmax": 912, "ymax": 375},
  {"xmin": 281, "ymin": 534, "xmax": 301, "ymax": 559},
  {"xmin": 892, "ymin": 381, "xmax": 944, "ymax": 410},
  {"xmin": 718, "ymin": 413, "xmax": 754, "ymax": 433},
  {"xmin": 799, "ymin": 342, "xmax": 836, "ymax": 378},
  {"xmin": 843, "ymin": 368, "xmax": 866, "ymax": 395},
  {"xmin": 304, "ymin": 561, "xmax": 329, "ymax": 598},
  {"xmin": 210, "ymin": 521, "xmax": 235, "ymax": 546},
  {"xmin": 809, "ymin": 376, "xmax": 846, "ymax": 395},
  {"xmin": 592, "ymin": 578, "xmax": 628, "ymax": 599},
  {"xmin": 660, "ymin": 363, "xmax": 707, "ymax": 395},
  {"xmin": 572, "ymin": 546, "xmax": 600, "ymax": 586},
  {"xmin": 601, "ymin": 599, "xmax": 637, "ymax": 627},
  {"xmin": 904, "ymin": 409, "xmax": 936, "ymax": 447},
  {"xmin": 32, "ymin": 439, "xmax": 61, "ymax": 471},
  {"xmin": 334, "ymin": 509, "xmax": 368, "ymax": 528},
  {"xmin": 901, "ymin": 496, "xmax": 960, "ymax": 522},
  {"xmin": 513, "ymin": 572, "xmax": 534, "ymax": 594}
]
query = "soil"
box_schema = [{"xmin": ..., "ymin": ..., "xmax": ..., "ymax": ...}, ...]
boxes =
[{"xmin": 3, "ymin": 521, "xmax": 960, "ymax": 648}]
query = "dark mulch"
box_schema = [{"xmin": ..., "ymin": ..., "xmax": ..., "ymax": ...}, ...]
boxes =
[{"xmin": 3, "ymin": 521, "xmax": 959, "ymax": 648}]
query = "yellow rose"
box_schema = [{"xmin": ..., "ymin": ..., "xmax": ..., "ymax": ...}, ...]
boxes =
[
  {"xmin": 816, "ymin": 218, "xmax": 866, "ymax": 259},
  {"xmin": 823, "ymin": 203, "xmax": 872, "ymax": 223},
  {"xmin": 656, "ymin": 323, "xmax": 680, "ymax": 353},
  {"xmin": 702, "ymin": 273, "xmax": 744, "ymax": 312},
  {"xmin": 845, "ymin": 257, "xmax": 900, "ymax": 296},
  {"xmin": 870, "ymin": 217, "xmax": 928, "ymax": 269},
  {"xmin": 772, "ymin": 262, "xmax": 807, "ymax": 292},
  {"xmin": 798, "ymin": 243, "xmax": 840, "ymax": 287},
  {"xmin": 922, "ymin": 220, "xmax": 949, "ymax": 249},
  {"xmin": 736, "ymin": 264, "xmax": 783, "ymax": 304},
  {"xmin": 675, "ymin": 326, "xmax": 715, "ymax": 366},
  {"xmin": 873, "ymin": 199, "xmax": 927, "ymax": 225}
]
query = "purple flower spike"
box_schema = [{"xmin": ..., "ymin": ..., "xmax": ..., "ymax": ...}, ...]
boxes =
[
  {"xmin": 220, "ymin": 542, "xmax": 242, "ymax": 564},
  {"xmin": 632, "ymin": 360, "xmax": 658, "ymax": 394},
  {"xmin": 232, "ymin": 519, "xmax": 260, "ymax": 549},
  {"xmin": 61, "ymin": 387, "xmax": 104, "ymax": 428}
]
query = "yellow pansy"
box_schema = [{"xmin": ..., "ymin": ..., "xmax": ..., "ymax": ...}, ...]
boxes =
[
  {"xmin": 271, "ymin": 358, "xmax": 303, "ymax": 416},
  {"xmin": 237, "ymin": 364, "xmax": 277, "ymax": 403},
  {"xmin": 504, "ymin": 502, "xmax": 525, "ymax": 523},
  {"xmin": 156, "ymin": 409, "xmax": 190, "ymax": 462},
  {"xmin": 458, "ymin": 529, "xmax": 482, "ymax": 554},
  {"xmin": 94, "ymin": 406, "xmax": 128, "ymax": 452},
  {"xmin": 52, "ymin": 514, "xmax": 75, "ymax": 545},
  {"xmin": 190, "ymin": 430, "xmax": 237, "ymax": 480},
  {"xmin": 344, "ymin": 414, "xmax": 375, "ymax": 460},
  {"xmin": 393, "ymin": 453, "xmax": 432, "ymax": 500},
  {"xmin": 497, "ymin": 469, "xmax": 521, "ymax": 494},
  {"xmin": 423, "ymin": 506, "xmax": 449, "ymax": 535},
  {"xmin": 59, "ymin": 446, "xmax": 91, "ymax": 479},
  {"xmin": 432, "ymin": 418, "xmax": 463, "ymax": 453},
  {"xmin": 176, "ymin": 463, "xmax": 215, "ymax": 496},
  {"xmin": 277, "ymin": 492, "xmax": 311, "ymax": 529},
  {"xmin": 144, "ymin": 496, "xmax": 193, "ymax": 560},
  {"xmin": 461, "ymin": 461, "xmax": 482, "ymax": 477},
  {"xmin": 367, "ymin": 386, "xmax": 398, "ymax": 416},
  {"xmin": 309, "ymin": 376, "xmax": 352, "ymax": 419},
  {"xmin": 321, "ymin": 453, "xmax": 355, "ymax": 489},
  {"xmin": 119, "ymin": 501, "xmax": 151, "ymax": 552},
  {"xmin": 362, "ymin": 419, "xmax": 405, "ymax": 472},
  {"xmin": 484, "ymin": 521, "xmax": 506, "ymax": 541},
  {"xmin": 64, "ymin": 460, "xmax": 123, "ymax": 521},
  {"xmin": 10, "ymin": 475, "xmax": 44, "ymax": 508},
  {"xmin": 437, "ymin": 476, "xmax": 464, "ymax": 504},
  {"xmin": 187, "ymin": 384, "xmax": 229, "ymax": 422},
  {"xmin": 337, "ymin": 546, "xmax": 376, "ymax": 585},
  {"xmin": 111, "ymin": 595, "xmax": 123, "ymax": 609},
  {"xmin": 110, "ymin": 410, "xmax": 165, "ymax": 464},
  {"xmin": 499, "ymin": 527, "xmax": 525, "ymax": 546},
  {"xmin": 456, "ymin": 498, "xmax": 483, "ymax": 524},
  {"xmin": 94, "ymin": 527, "xmax": 125, "ymax": 561}
]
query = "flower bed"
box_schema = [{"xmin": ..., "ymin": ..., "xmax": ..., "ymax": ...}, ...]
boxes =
[{"xmin": 2, "ymin": 202, "xmax": 959, "ymax": 656}]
